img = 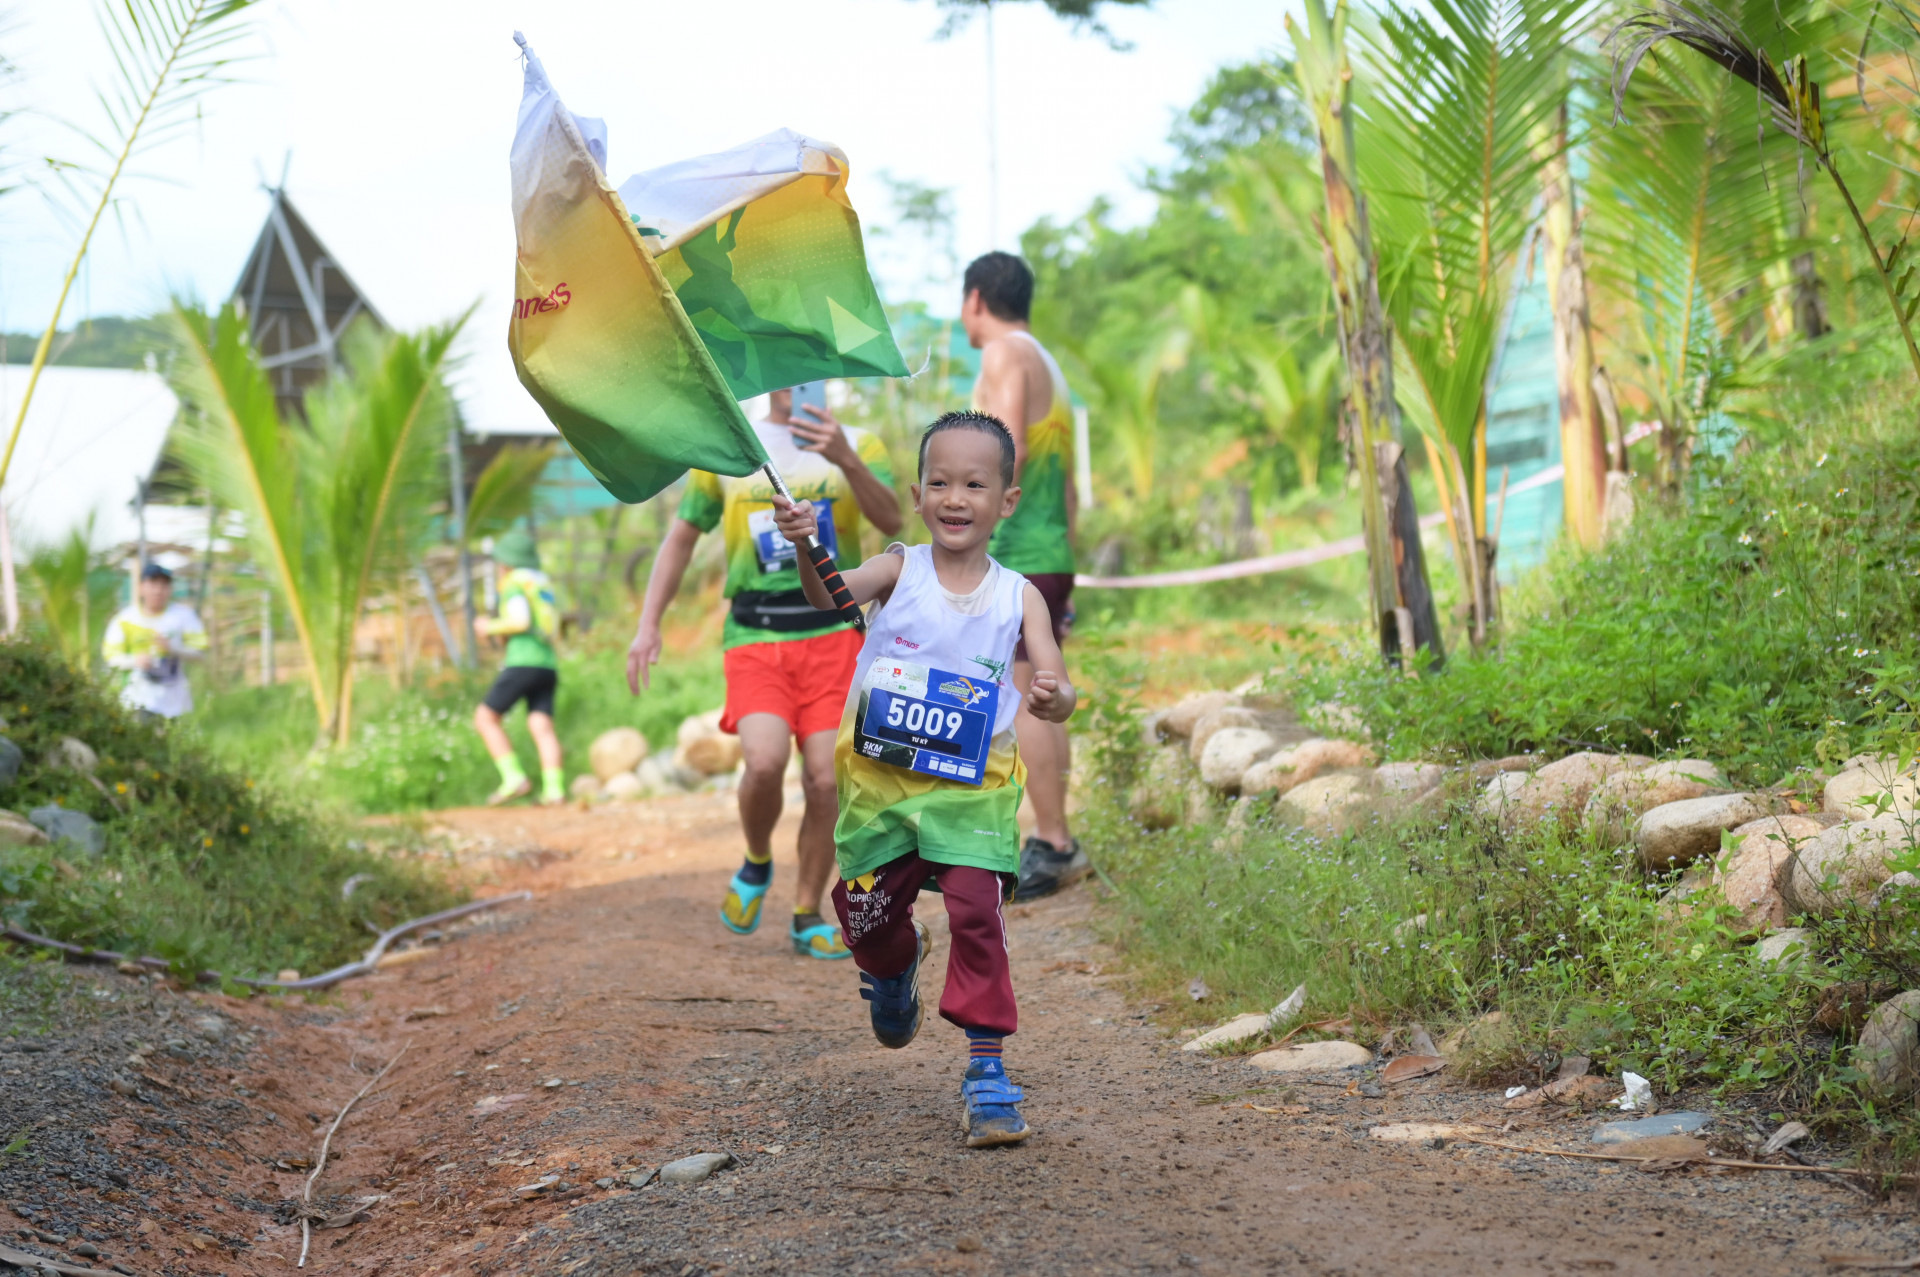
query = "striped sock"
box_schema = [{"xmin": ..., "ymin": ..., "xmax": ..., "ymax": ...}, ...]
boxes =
[{"xmin": 966, "ymin": 1031, "xmax": 1003, "ymax": 1069}]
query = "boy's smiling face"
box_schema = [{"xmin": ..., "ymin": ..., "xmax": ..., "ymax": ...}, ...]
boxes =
[{"xmin": 912, "ymin": 429, "xmax": 1020, "ymax": 554}]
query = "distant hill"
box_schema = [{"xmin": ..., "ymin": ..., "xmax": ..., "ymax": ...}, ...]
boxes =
[{"xmin": 0, "ymin": 315, "xmax": 172, "ymax": 370}]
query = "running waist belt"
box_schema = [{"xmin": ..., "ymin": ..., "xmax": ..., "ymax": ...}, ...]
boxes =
[{"xmin": 730, "ymin": 588, "xmax": 845, "ymax": 634}]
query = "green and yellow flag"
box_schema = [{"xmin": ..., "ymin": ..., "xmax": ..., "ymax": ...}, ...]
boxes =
[{"xmin": 508, "ymin": 35, "xmax": 906, "ymax": 503}]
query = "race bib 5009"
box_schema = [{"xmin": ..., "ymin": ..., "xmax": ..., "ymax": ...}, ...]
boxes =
[{"xmin": 855, "ymin": 658, "xmax": 998, "ymax": 786}]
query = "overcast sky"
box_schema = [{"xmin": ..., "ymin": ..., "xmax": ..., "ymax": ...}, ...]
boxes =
[{"xmin": 0, "ymin": 0, "xmax": 1290, "ymax": 428}]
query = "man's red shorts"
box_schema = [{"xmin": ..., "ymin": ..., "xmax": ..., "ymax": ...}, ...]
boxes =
[{"xmin": 720, "ymin": 626, "xmax": 863, "ymax": 739}]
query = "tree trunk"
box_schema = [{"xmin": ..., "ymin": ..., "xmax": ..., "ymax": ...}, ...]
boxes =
[
  {"xmin": 1537, "ymin": 108, "xmax": 1608, "ymax": 549},
  {"xmin": 1377, "ymin": 442, "xmax": 1444, "ymax": 670},
  {"xmin": 1291, "ymin": 0, "xmax": 1440, "ymax": 663}
]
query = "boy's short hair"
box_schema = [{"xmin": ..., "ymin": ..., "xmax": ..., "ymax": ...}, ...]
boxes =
[
  {"xmin": 919, "ymin": 411, "xmax": 1016, "ymax": 487},
  {"xmin": 962, "ymin": 252, "xmax": 1034, "ymax": 322}
]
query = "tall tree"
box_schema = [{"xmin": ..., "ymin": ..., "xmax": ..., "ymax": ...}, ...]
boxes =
[
  {"xmin": 1290, "ymin": 0, "xmax": 1443, "ymax": 667},
  {"xmin": 1538, "ymin": 101, "xmax": 1609, "ymax": 547}
]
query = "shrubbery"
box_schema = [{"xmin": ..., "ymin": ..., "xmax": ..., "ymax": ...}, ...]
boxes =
[{"xmin": 0, "ymin": 641, "xmax": 454, "ymax": 979}]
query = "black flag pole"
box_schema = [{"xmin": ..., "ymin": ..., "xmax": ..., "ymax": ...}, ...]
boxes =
[{"xmin": 761, "ymin": 462, "xmax": 866, "ymax": 633}]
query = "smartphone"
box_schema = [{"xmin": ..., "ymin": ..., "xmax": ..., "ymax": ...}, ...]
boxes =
[{"xmin": 789, "ymin": 381, "xmax": 827, "ymax": 445}]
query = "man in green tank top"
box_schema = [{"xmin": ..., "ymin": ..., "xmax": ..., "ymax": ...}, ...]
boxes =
[{"xmin": 962, "ymin": 252, "xmax": 1088, "ymax": 898}]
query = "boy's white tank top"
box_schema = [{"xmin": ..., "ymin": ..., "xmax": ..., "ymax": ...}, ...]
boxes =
[{"xmin": 856, "ymin": 543, "xmax": 1027, "ymax": 744}]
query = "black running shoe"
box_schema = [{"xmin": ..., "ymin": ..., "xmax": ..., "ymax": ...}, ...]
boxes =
[{"xmin": 1013, "ymin": 836, "xmax": 1091, "ymax": 900}]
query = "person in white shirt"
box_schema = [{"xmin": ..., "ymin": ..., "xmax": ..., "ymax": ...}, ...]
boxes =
[{"xmin": 101, "ymin": 564, "xmax": 208, "ymax": 720}]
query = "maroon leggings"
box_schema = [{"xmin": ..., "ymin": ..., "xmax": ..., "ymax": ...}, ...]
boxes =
[{"xmin": 831, "ymin": 851, "xmax": 1018, "ymax": 1038}]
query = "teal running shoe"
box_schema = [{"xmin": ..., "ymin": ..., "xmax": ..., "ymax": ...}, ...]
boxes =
[
  {"xmin": 790, "ymin": 913, "xmax": 852, "ymax": 960},
  {"xmin": 719, "ymin": 871, "xmax": 770, "ymax": 935},
  {"xmin": 961, "ymin": 1060, "xmax": 1031, "ymax": 1148},
  {"xmin": 859, "ymin": 920, "xmax": 928, "ymax": 1048}
]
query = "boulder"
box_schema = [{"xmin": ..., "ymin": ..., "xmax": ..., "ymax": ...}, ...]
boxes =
[
  {"xmin": 601, "ymin": 773, "xmax": 646, "ymax": 803},
  {"xmin": 677, "ymin": 710, "xmax": 743, "ymax": 777},
  {"xmin": 1140, "ymin": 710, "xmax": 1168, "ymax": 746},
  {"xmin": 1503, "ymin": 752, "xmax": 1650, "ymax": 830},
  {"xmin": 1477, "ymin": 771, "xmax": 1530, "ymax": 819},
  {"xmin": 588, "ymin": 727, "xmax": 649, "ymax": 781},
  {"xmin": 27, "ymin": 804, "xmax": 104, "ymax": 857},
  {"xmin": 48, "ymin": 736, "xmax": 99, "ymax": 774},
  {"xmin": 0, "ymin": 737, "xmax": 21, "ymax": 789},
  {"xmin": 1181, "ymin": 1013, "xmax": 1272, "ymax": 1053},
  {"xmin": 1161, "ymin": 692, "xmax": 1242, "ymax": 740},
  {"xmin": 1246, "ymin": 1039, "xmax": 1373, "ymax": 1073},
  {"xmin": 634, "ymin": 754, "xmax": 699, "ymax": 796},
  {"xmin": 1636, "ymin": 793, "xmax": 1770, "ymax": 870},
  {"xmin": 1784, "ymin": 815, "xmax": 1914, "ymax": 915},
  {"xmin": 568, "ymin": 774, "xmax": 605, "ymax": 803},
  {"xmin": 1713, "ymin": 814, "xmax": 1826, "ymax": 931},
  {"xmin": 1586, "ymin": 758, "xmax": 1728, "ymax": 840},
  {"xmin": 1470, "ymin": 755, "xmax": 1535, "ymax": 781},
  {"xmin": 1189, "ymin": 706, "xmax": 1267, "ymax": 763},
  {"xmin": 0, "ymin": 809, "xmax": 47, "ymax": 848},
  {"xmin": 1375, "ymin": 761, "xmax": 1448, "ymax": 799},
  {"xmin": 1304, "ymin": 702, "xmax": 1366, "ymax": 739},
  {"xmin": 1856, "ymin": 991, "xmax": 1920, "ymax": 1095},
  {"xmin": 1824, "ymin": 756, "xmax": 1920, "ymax": 820},
  {"xmin": 1276, "ymin": 772, "xmax": 1372, "ymax": 837},
  {"xmin": 1872, "ymin": 871, "xmax": 1920, "ymax": 911},
  {"xmin": 1753, "ymin": 927, "xmax": 1814, "ymax": 970},
  {"xmin": 1655, "ymin": 865, "xmax": 1713, "ymax": 923},
  {"xmin": 1243, "ymin": 737, "xmax": 1373, "ymax": 798},
  {"xmin": 1199, "ymin": 728, "xmax": 1278, "ymax": 792},
  {"xmin": 1127, "ymin": 747, "xmax": 1190, "ymax": 831}
]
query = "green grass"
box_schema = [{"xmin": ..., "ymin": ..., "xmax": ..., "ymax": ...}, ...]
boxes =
[
  {"xmin": 1285, "ymin": 412, "xmax": 1920, "ymax": 785},
  {"xmin": 0, "ymin": 641, "xmax": 455, "ymax": 979},
  {"xmin": 1080, "ymin": 399, "xmax": 1920, "ymax": 1158},
  {"xmin": 190, "ymin": 642, "xmax": 725, "ymax": 814}
]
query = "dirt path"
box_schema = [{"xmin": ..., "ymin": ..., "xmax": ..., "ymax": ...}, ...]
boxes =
[{"xmin": 12, "ymin": 793, "xmax": 1920, "ymax": 1275}]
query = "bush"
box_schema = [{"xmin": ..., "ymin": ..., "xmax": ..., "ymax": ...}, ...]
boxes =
[
  {"xmin": 0, "ymin": 641, "xmax": 454, "ymax": 979},
  {"xmin": 1286, "ymin": 421, "xmax": 1920, "ymax": 785}
]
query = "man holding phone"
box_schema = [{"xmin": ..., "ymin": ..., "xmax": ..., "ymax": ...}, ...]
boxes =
[{"xmin": 629, "ymin": 385, "xmax": 902, "ymax": 959}]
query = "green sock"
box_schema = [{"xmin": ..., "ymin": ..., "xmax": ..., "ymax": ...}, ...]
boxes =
[
  {"xmin": 541, "ymin": 767, "xmax": 565, "ymax": 801},
  {"xmin": 494, "ymin": 754, "xmax": 527, "ymax": 788}
]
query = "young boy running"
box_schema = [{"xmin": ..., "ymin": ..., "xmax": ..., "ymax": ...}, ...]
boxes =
[{"xmin": 772, "ymin": 410, "xmax": 1076, "ymax": 1148}]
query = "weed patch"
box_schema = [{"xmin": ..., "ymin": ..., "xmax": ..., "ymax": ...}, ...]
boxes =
[{"xmin": 0, "ymin": 641, "xmax": 454, "ymax": 979}]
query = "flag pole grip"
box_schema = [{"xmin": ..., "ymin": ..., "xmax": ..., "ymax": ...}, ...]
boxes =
[{"xmin": 762, "ymin": 464, "xmax": 866, "ymax": 634}]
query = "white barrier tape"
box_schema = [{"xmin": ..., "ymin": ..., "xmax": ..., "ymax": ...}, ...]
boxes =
[{"xmin": 1074, "ymin": 424, "xmax": 1654, "ymax": 590}]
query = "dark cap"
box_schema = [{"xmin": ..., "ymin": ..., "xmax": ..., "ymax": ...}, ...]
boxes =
[{"xmin": 140, "ymin": 562, "xmax": 173, "ymax": 582}]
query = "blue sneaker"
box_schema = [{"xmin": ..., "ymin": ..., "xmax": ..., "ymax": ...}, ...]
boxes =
[
  {"xmin": 961, "ymin": 1060, "xmax": 1031, "ymax": 1148},
  {"xmin": 858, "ymin": 920, "xmax": 928, "ymax": 1048},
  {"xmin": 719, "ymin": 871, "xmax": 770, "ymax": 935}
]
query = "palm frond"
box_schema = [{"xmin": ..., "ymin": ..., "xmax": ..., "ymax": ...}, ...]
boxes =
[
  {"xmin": 167, "ymin": 301, "xmax": 329, "ymax": 726},
  {"xmin": 0, "ymin": 0, "xmax": 257, "ymax": 495},
  {"xmin": 466, "ymin": 443, "xmax": 559, "ymax": 547}
]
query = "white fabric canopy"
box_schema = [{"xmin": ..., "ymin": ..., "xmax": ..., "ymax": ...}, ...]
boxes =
[{"xmin": 0, "ymin": 365, "xmax": 179, "ymax": 555}]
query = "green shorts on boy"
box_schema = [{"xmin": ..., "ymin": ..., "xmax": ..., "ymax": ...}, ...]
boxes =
[{"xmin": 776, "ymin": 410, "xmax": 1077, "ymax": 1149}]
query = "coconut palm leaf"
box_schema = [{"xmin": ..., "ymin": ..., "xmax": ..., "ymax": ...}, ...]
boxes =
[
  {"xmin": 1608, "ymin": 0, "xmax": 1920, "ymax": 378},
  {"xmin": 464, "ymin": 441, "xmax": 559, "ymax": 548},
  {"xmin": 168, "ymin": 301, "xmax": 329, "ymax": 727},
  {"xmin": 0, "ymin": 0, "xmax": 257, "ymax": 495}
]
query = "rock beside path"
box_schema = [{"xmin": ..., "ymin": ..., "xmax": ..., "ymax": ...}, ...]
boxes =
[
  {"xmin": 1823, "ymin": 755, "xmax": 1920, "ymax": 819},
  {"xmin": 1161, "ymin": 692, "xmax": 1242, "ymax": 740},
  {"xmin": 1714, "ymin": 815, "xmax": 1825, "ymax": 930},
  {"xmin": 1784, "ymin": 815, "xmax": 1911, "ymax": 915},
  {"xmin": 1200, "ymin": 728, "xmax": 1279, "ymax": 792},
  {"xmin": 588, "ymin": 727, "xmax": 649, "ymax": 780},
  {"xmin": 1189, "ymin": 706, "xmax": 1268, "ymax": 762},
  {"xmin": 0, "ymin": 808, "xmax": 48, "ymax": 848},
  {"xmin": 1246, "ymin": 1040, "xmax": 1372, "ymax": 1072},
  {"xmin": 1505, "ymin": 752, "xmax": 1651, "ymax": 830},
  {"xmin": 1242, "ymin": 738, "xmax": 1371, "ymax": 797},
  {"xmin": 657, "ymin": 1152, "xmax": 735, "ymax": 1185},
  {"xmin": 28, "ymin": 804, "xmax": 103, "ymax": 856},
  {"xmin": 1636, "ymin": 792, "xmax": 1770, "ymax": 870},
  {"xmin": 1856, "ymin": 991, "xmax": 1920, "ymax": 1094},
  {"xmin": 1276, "ymin": 772, "xmax": 1371, "ymax": 836},
  {"xmin": 1753, "ymin": 927, "xmax": 1813, "ymax": 969},
  {"xmin": 676, "ymin": 710, "xmax": 742, "ymax": 777},
  {"xmin": 1587, "ymin": 758, "xmax": 1727, "ymax": 841}
]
